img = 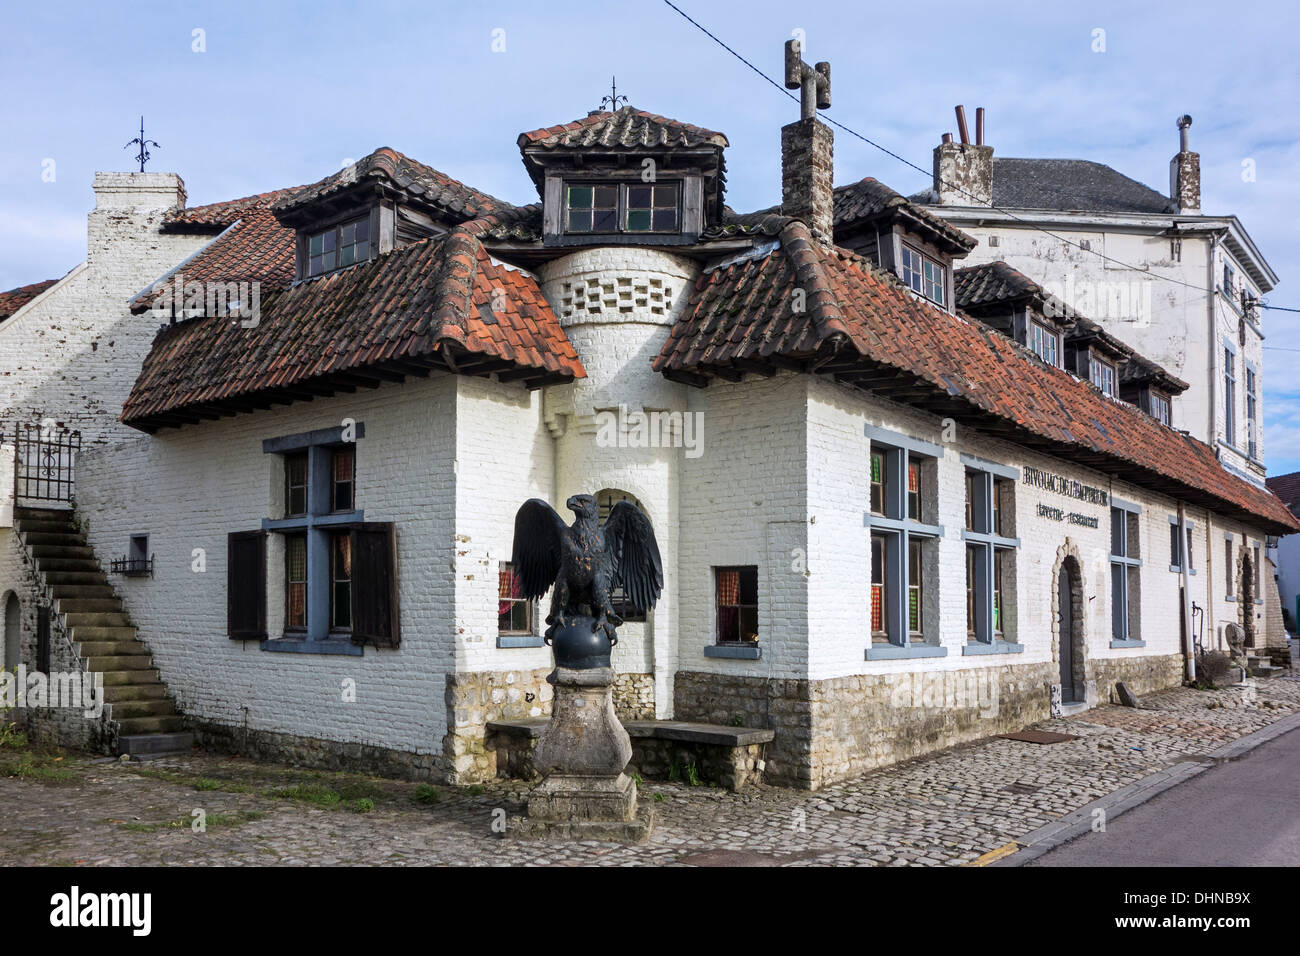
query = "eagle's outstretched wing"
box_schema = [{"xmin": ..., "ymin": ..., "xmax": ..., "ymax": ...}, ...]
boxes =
[
  {"xmin": 603, "ymin": 500, "xmax": 664, "ymax": 614},
  {"xmin": 511, "ymin": 498, "xmax": 567, "ymax": 599}
]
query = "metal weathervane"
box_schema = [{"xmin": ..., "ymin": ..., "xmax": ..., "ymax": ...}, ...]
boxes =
[
  {"xmin": 599, "ymin": 77, "xmax": 629, "ymax": 112},
  {"xmin": 124, "ymin": 116, "xmax": 160, "ymax": 172}
]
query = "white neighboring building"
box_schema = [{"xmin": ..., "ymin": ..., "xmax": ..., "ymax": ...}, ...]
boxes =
[{"xmin": 914, "ymin": 114, "xmax": 1277, "ymax": 482}]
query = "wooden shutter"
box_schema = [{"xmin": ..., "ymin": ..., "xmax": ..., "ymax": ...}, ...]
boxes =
[
  {"xmin": 227, "ymin": 530, "xmax": 267, "ymax": 640},
  {"xmin": 350, "ymin": 522, "xmax": 399, "ymax": 648}
]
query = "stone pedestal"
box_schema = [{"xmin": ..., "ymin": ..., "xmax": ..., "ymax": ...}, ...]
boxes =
[{"xmin": 514, "ymin": 663, "xmax": 653, "ymax": 842}]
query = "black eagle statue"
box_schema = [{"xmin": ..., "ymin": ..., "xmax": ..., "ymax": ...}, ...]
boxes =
[{"xmin": 511, "ymin": 493, "xmax": 663, "ymax": 643}]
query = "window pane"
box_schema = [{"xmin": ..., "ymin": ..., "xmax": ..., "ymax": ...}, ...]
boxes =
[
  {"xmin": 594, "ymin": 186, "xmax": 618, "ymax": 208},
  {"xmin": 907, "ymin": 460, "xmax": 920, "ymax": 520},
  {"xmin": 966, "ymin": 546, "xmax": 976, "ymax": 636},
  {"xmin": 1110, "ymin": 508, "xmax": 1125, "ymax": 557},
  {"xmin": 567, "ymin": 209, "xmax": 593, "ymax": 233},
  {"xmin": 568, "ymin": 186, "xmax": 593, "ymax": 209},
  {"xmin": 738, "ymin": 566, "xmax": 758, "ymax": 605},
  {"xmin": 592, "ymin": 208, "xmax": 617, "ymax": 231},
  {"xmin": 355, "ymin": 217, "xmax": 370, "ymax": 241},
  {"xmin": 340, "ymin": 244, "xmax": 355, "ymax": 267},
  {"xmin": 322, "ymin": 230, "xmax": 336, "ymax": 253},
  {"xmin": 627, "ymin": 185, "xmax": 652, "ymax": 208},
  {"xmin": 870, "ymin": 451, "xmax": 885, "ymax": 515},
  {"xmin": 287, "ymin": 535, "xmax": 307, "ymax": 629},
  {"xmin": 309, "ymin": 255, "xmax": 323, "ymax": 277},
  {"xmin": 309, "ymin": 233, "xmax": 323, "ymax": 256},
  {"xmin": 652, "ymin": 208, "xmax": 678, "ymax": 231},
  {"xmin": 993, "ymin": 555, "xmax": 1003, "ymax": 634},
  {"xmin": 908, "ymin": 538, "xmax": 922, "ymax": 634},
  {"xmin": 626, "ymin": 209, "xmax": 652, "ymax": 232},
  {"xmin": 286, "ymin": 453, "xmax": 308, "ymax": 516}
]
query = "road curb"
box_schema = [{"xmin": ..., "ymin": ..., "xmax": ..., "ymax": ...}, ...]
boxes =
[{"xmin": 992, "ymin": 707, "xmax": 1300, "ymax": 867}]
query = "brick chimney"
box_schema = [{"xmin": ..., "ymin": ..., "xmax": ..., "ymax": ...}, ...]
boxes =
[
  {"xmin": 1169, "ymin": 115, "xmax": 1200, "ymax": 214},
  {"xmin": 781, "ymin": 117, "xmax": 834, "ymax": 241},
  {"xmin": 933, "ymin": 106, "xmax": 993, "ymax": 206},
  {"xmin": 88, "ymin": 171, "xmax": 188, "ymax": 267}
]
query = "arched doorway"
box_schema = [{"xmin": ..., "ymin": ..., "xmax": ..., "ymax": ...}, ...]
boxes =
[
  {"xmin": 3, "ymin": 592, "xmax": 20, "ymax": 670},
  {"xmin": 1053, "ymin": 552, "xmax": 1085, "ymax": 704}
]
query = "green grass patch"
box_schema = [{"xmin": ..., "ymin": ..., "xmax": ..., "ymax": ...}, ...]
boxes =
[
  {"xmin": 412, "ymin": 784, "xmax": 440, "ymax": 804},
  {"xmin": 349, "ymin": 798, "xmax": 374, "ymax": 813},
  {"xmin": 0, "ymin": 749, "xmax": 76, "ymax": 783},
  {"xmin": 268, "ymin": 783, "xmax": 342, "ymax": 809}
]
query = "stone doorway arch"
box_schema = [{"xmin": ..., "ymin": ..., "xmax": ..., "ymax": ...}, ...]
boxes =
[{"xmin": 1051, "ymin": 543, "xmax": 1087, "ymax": 706}]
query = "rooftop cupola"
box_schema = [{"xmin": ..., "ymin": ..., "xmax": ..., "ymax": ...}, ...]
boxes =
[{"xmin": 517, "ymin": 106, "xmax": 729, "ymax": 247}]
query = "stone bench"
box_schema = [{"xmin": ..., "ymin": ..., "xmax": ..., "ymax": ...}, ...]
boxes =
[{"xmin": 486, "ymin": 718, "xmax": 775, "ymax": 791}]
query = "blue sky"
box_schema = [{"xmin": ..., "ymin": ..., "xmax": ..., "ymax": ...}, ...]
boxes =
[{"xmin": 3, "ymin": 0, "xmax": 1299, "ymax": 469}]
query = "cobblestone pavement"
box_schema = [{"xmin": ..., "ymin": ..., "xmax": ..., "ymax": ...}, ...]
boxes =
[{"xmin": 2, "ymin": 677, "xmax": 1297, "ymax": 867}]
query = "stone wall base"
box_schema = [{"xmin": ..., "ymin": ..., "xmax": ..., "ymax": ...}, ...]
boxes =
[
  {"xmin": 193, "ymin": 720, "xmax": 444, "ymax": 782},
  {"xmin": 613, "ymin": 672, "xmax": 655, "ymax": 720},
  {"xmin": 443, "ymin": 668, "xmax": 553, "ymax": 784},
  {"xmin": 675, "ymin": 658, "xmax": 1185, "ymax": 791},
  {"xmin": 1092, "ymin": 653, "xmax": 1186, "ymax": 702}
]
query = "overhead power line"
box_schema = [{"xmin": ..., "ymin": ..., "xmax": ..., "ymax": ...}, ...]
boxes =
[{"xmin": 663, "ymin": 0, "xmax": 1292, "ymax": 311}]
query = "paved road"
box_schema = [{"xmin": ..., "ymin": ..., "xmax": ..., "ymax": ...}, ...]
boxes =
[{"xmin": 1029, "ymin": 724, "xmax": 1300, "ymax": 866}]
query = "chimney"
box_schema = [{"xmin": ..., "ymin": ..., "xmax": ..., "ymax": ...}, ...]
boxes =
[
  {"xmin": 88, "ymin": 171, "xmax": 187, "ymax": 267},
  {"xmin": 1169, "ymin": 114, "xmax": 1200, "ymax": 214},
  {"xmin": 932, "ymin": 105, "xmax": 994, "ymax": 206},
  {"xmin": 780, "ymin": 38, "xmax": 834, "ymax": 241}
]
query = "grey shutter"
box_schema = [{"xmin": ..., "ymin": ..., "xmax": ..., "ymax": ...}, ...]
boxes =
[
  {"xmin": 351, "ymin": 523, "xmax": 399, "ymax": 648},
  {"xmin": 227, "ymin": 530, "xmax": 267, "ymax": 640}
]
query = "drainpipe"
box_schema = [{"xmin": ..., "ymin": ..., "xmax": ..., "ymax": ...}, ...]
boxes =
[{"xmin": 1179, "ymin": 502, "xmax": 1196, "ymax": 682}]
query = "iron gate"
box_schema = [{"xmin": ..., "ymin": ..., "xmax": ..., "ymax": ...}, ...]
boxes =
[{"xmin": 12, "ymin": 423, "xmax": 81, "ymax": 503}]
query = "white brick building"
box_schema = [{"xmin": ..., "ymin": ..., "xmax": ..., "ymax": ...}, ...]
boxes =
[{"xmin": 2, "ymin": 104, "xmax": 1295, "ymax": 789}]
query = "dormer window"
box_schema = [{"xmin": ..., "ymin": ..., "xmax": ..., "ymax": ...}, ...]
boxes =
[
  {"xmin": 307, "ymin": 216, "xmax": 372, "ymax": 277},
  {"xmin": 565, "ymin": 182, "xmax": 680, "ymax": 236},
  {"xmin": 900, "ymin": 245, "xmax": 946, "ymax": 307},
  {"xmin": 1150, "ymin": 391, "xmax": 1171, "ymax": 425},
  {"xmin": 1090, "ymin": 356, "xmax": 1117, "ymax": 396}
]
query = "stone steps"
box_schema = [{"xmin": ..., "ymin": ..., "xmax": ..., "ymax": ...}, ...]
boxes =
[
  {"xmin": 75, "ymin": 640, "xmax": 151, "ymax": 658},
  {"xmin": 13, "ymin": 507, "xmax": 191, "ymax": 759},
  {"xmin": 101, "ymin": 682, "xmax": 170, "ymax": 703}
]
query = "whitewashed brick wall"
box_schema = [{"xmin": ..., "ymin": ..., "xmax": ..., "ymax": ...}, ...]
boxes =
[
  {"xmin": 803, "ymin": 373, "xmax": 1272, "ymax": 682},
  {"xmin": 0, "ymin": 173, "xmax": 210, "ymax": 448},
  {"xmin": 75, "ymin": 375, "xmax": 459, "ymax": 757}
]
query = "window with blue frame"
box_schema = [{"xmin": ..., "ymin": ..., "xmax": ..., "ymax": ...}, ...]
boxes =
[{"xmin": 227, "ymin": 423, "xmax": 399, "ymax": 652}]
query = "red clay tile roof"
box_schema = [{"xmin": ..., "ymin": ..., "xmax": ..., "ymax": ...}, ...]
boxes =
[
  {"xmin": 164, "ymin": 187, "xmax": 308, "ymax": 230},
  {"xmin": 1266, "ymin": 472, "xmax": 1300, "ymax": 516},
  {"xmin": 833, "ymin": 177, "xmax": 976, "ymax": 253},
  {"xmin": 132, "ymin": 203, "xmax": 298, "ymax": 313},
  {"xmin": 954, "ymin": 260, "xmax": 1064, "ymax": 312},
  {"xmin": 272, "ymin": 148, "xmax": 510, "ymax": 223},
  {"xmin": 654, "ymin": 222, "xmax": 1299, "ymax": 534},
  {"xmin": 519, "ymin": 107, "xmax": 728, "ymax": 151},
  {"xmin": 0, "ymin": 278, "xmax": 58, "ymax": 322},
  {"xmin": 122, "ymin": 216, "xmax": 583, "ymax": 431}
]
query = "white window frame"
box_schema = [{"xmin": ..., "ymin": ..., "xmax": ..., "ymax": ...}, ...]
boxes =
[{"xmin": 1030, "ymin": 320, "xmax": 1061, "ymax": 368}]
